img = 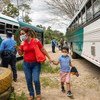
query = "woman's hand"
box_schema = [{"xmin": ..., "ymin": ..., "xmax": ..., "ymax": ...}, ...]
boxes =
[
  {"xmin": 48, "ymin": 58, "xmax": 53, "ymax": 63},
  {"xmin": 17, "ymin": 46, "xmax": 23, "ymax": 55}
]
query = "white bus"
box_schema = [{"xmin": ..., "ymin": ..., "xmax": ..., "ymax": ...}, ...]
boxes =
[
  {"xmin": 0, "ymin": 13, "xmax": 19, "ymax": 40},
  {"xmin": 66, "ymin": 0, "xmax": 100, "ymax": 67}
]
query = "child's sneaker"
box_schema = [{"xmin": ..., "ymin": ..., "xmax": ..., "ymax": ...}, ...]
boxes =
[
  {"xmin": 67, "ymin": 91, "xmax": 73, "ymax": 97},
  {"xmin": 61, "ymin": 86, "xmax": 65, "ymax": 93}
]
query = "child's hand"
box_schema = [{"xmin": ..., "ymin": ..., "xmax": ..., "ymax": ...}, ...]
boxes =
[{"xmin": 52, "ymin": 60, "xmax": 59, "ymax": 65}]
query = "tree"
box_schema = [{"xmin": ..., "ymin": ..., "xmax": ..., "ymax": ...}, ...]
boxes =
[
  {"xmin": 0, "ymin": 0, "xmax": 10, "ymax": 12},
  {"xmin": 18, "ymin": 3, "xmax": 31, "ymax": 22},
  {"xmin": 45, "ymin": 0, "xmax": 84, "ymax": 19},
  {"xmin": 36, "ymin": 25, "xmax": 46, "ymax": 30},
  {"xmin": 24, "ymin": 15, "xmax": 32, "ymax": 23},
  {"xmin": 44, "ymin": 26, "xmax": 64, "ymax": 44},
  {"xmin": 2, "ymin": 3, "xmax": 19, "ymax": 18}
]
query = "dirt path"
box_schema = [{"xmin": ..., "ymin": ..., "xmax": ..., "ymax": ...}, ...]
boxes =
[{"xmin": 13, "ymin": 45, "xmax": 100, "ymax": 100}]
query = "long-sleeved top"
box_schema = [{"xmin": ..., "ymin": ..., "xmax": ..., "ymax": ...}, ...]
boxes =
[{"xmin": 0, "ymin": 37, "xmax": 16, "ymax": 52}]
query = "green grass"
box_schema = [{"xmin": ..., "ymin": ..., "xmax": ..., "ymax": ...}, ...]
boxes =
[
  {"xmin": 41, "ymin": 77, "xmax": 59, "ymax": 88},
  {"xmin": 17, "ymin": 61, "xmax": 60, "ymax": 73},
  {"xmin": 41, "ymin": 62, "xmax": 60, "ymax": 73},
  {"xmin": 16, "ymin": 62, "xmax": 23, "ymax": 71},
  {"xmin": 9, "ymin": 92, "xmax": 27, "ymax": 100}
]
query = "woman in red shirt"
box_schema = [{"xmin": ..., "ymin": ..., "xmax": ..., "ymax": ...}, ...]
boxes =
[{"xmin": 18, "ymin": 28, "xmax": 52, "ymax": 100}]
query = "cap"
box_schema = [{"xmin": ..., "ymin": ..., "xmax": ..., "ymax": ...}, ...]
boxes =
[{"xmin": 6, "ymin": 30, "xmax": 13, "ymax": 34}]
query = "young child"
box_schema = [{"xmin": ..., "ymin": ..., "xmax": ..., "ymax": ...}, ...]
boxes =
[{"xmin": 52, "ymin": 47, "xmax": 73, "ymax": 97}]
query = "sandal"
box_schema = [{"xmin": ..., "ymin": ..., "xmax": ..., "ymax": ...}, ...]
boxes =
[
  {"xmin": 28, "ymin": 96, "xmax": 34, "ymax": 100},
  {"xmin": 36, "ymin": 95, "xmax": 41, "ymax": 100}
]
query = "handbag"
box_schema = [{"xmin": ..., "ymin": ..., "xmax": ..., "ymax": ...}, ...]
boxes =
[{"xmin": 33, "ymin": 39, "xmax": 46, "ymax": 63}]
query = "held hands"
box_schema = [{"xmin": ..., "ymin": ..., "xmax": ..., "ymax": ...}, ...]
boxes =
[
  {"xmin": 51, "ymin": 60, "xmax": 59, "ymax": 65},
  {"xmin": 48, "ymin": 58, "xmax": 55, "ymax": 65}
]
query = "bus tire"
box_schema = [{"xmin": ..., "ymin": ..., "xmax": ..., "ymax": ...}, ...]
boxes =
[{"xmin": 0, "ymin": 67, "xmax": 12, "ymax": 94}]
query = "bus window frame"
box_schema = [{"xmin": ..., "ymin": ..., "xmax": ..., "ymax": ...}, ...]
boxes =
[
  {"xmin": 86, "ymin": 0, "xmax": 93, "ymax": 22},
  {"xmin": 78, "ymin": 12, "xmax": 82, "ymax": 26},
  {"xmin": 66, "ymin": 0, "xmax": 100, "ymax": 36},
  {"xmin": 82, "ymin": 6, "xmax": 87, "ymax": 25},
  {"xmin": 0, "ymin": 22, "xmax": 5, "ymax": 34},
  {"xmin": 93, "ymin": 0, "xmax": 100, "ymax": 18}
]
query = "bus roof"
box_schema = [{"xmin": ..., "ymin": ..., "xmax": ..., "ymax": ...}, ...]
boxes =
[
  {"xmin": 18, "ymin": 21, "xmax": 44, "ymax": 33},
  {"xmin": 0, "ymin": 13, "xmax": 19, "ymax": 24},
  {"xmin": 67, "ymin": 0, "xmax": 88, "ymax": 28}
]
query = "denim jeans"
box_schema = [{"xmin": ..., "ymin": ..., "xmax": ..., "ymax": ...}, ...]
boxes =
[{"xmin": 23, "ymin": 61, "xmax": 41, "ymax": 96}]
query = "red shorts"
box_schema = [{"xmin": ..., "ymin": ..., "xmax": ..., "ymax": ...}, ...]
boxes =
[{"xmin": 60, "ymin": 72, "xmax": 70, "ymax": 83}]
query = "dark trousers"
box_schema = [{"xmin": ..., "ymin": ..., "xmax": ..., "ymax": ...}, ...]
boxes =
[
  {"xmin": 52, "ymin": 46, "xmax": 55, "ymax": 53},
  {"xmin": 1, "ymin": 54, "xmax": 17, "ymax": 79},
  {"xmin": 23, "ymin": 61, "xmax": 41, "ymax": 96}
]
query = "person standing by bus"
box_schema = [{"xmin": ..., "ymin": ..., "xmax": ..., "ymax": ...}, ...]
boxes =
[
  {"xmin": 0, "ymin": 31, "xmax": 17, "ymax": 82},
  {"xmin": 60, "ymin": 38, "xmax": 64, "ymax": 50},
  {"xmin": 18, "ymin": 28, "xmax": 52, "ymax": 100},
  {"xmin": 51, "ymin": 38, "xmax": 57, "ymax": 53}
]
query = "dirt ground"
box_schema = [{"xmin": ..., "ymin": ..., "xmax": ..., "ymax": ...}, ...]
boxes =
[{"xmin": 13, "ymin": 45, "xmax": 100, "ymax": 100}]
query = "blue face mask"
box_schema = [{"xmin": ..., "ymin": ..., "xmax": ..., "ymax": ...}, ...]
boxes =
[{"xmin": 20, "ymin": 34, "xmax": 27, "ymax": 41}]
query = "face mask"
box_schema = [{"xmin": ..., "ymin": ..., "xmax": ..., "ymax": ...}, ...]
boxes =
[
  {"xmin": 20, "ymin": 34, "xmax": 27, "ymax": 41},
  {"xmin": 62, "ymin": 53, "xmax": 68, "ymax": 56}
]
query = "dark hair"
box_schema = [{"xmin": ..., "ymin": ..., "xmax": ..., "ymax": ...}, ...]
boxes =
[
  {"xmin": 21, "ymin": 27, "xmax": 36, "ymax": 38},
  {"xmin": 6, "ymin": 31, "xmax": 12, "ymax": 37},
  {"xmin": 61, "ymin": 47, "xmax": 69, "ymax": 52}
]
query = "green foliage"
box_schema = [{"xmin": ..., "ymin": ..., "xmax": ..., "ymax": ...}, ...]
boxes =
[
  {"xmin": 41, "ymin": 62, "xmax": 60, "ymax": 73},
  {"xmin": 17, "ymin": 62, "xmax": 23, "ymax": 71},
  {"xmin": 0, "ymin": 0, "xmax": 10, "ymax": 12},
  {"xmin": 36, "ymin": 25, "xmax": 64, "ymax": 44},
  {"xmin": 9, "ymin": 92, "xmax": 27, "ymax": 100},
  {"xmin": 18, "ymin": 3, "xmax": 32, "ymax": 23},
  {"xmin": 3, "ymin": 0, "xmax": 10, "ymax": 4},
  {"xmin": 24, "ymin": 15, "xmax": 32, "ymax": 23},
  {"xmin": 16, "ymin": 61, "xmax": 60, "ymax": 73},
  {"xmin": 2, "ymin": 3, "xmax": 19, "ymax": 18},
  {"xmin": 41, "ymin": 77, "xmax": 59, "ymax": 88},
  {"xmin": 19, "ymin": 3, "xmax": 31, "ymax": 12}
]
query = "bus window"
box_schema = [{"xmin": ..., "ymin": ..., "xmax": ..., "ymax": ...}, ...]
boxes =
[
  {"xmin": 86, "ymin": 0, "xmax": 93, "ymax": 21},
  {"xmin": 13, "ymin": 29, "xmax": 17, "ymax": 34},
  {"xmin": 13, "ymin": 25, "xmax": 18, "ymax": 29},
  {"xmin": 0, "ymin": 22, "xmax": 5, "ymax": 34},
  {"xmin": 0, "ymin": 24, "xmax": 5, "ymax": 29},
  {"xmin": 76, "ymin": 17, "xmax": 79, "ymax": 27},
  {"xmin": 0, "ymin": 30, "xmax": 5, "ymax": 34},
  {"xmin": 82, "ymin": 7, "xmax": 86, "ymax": 24},
  {"xmin": 6, "ymin": 24, "xmax": 12, "ymax": 28},
  {"xmin": 78, "ymin": 13, "xmax": 82, "ymax": 25},
  {"xmin": 93, "ymin": 0, "xmax": 100, "ymax": 16},
  {"xmin": 13, "ymin": 25, "xmax": 18, "ymax": 34}
]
